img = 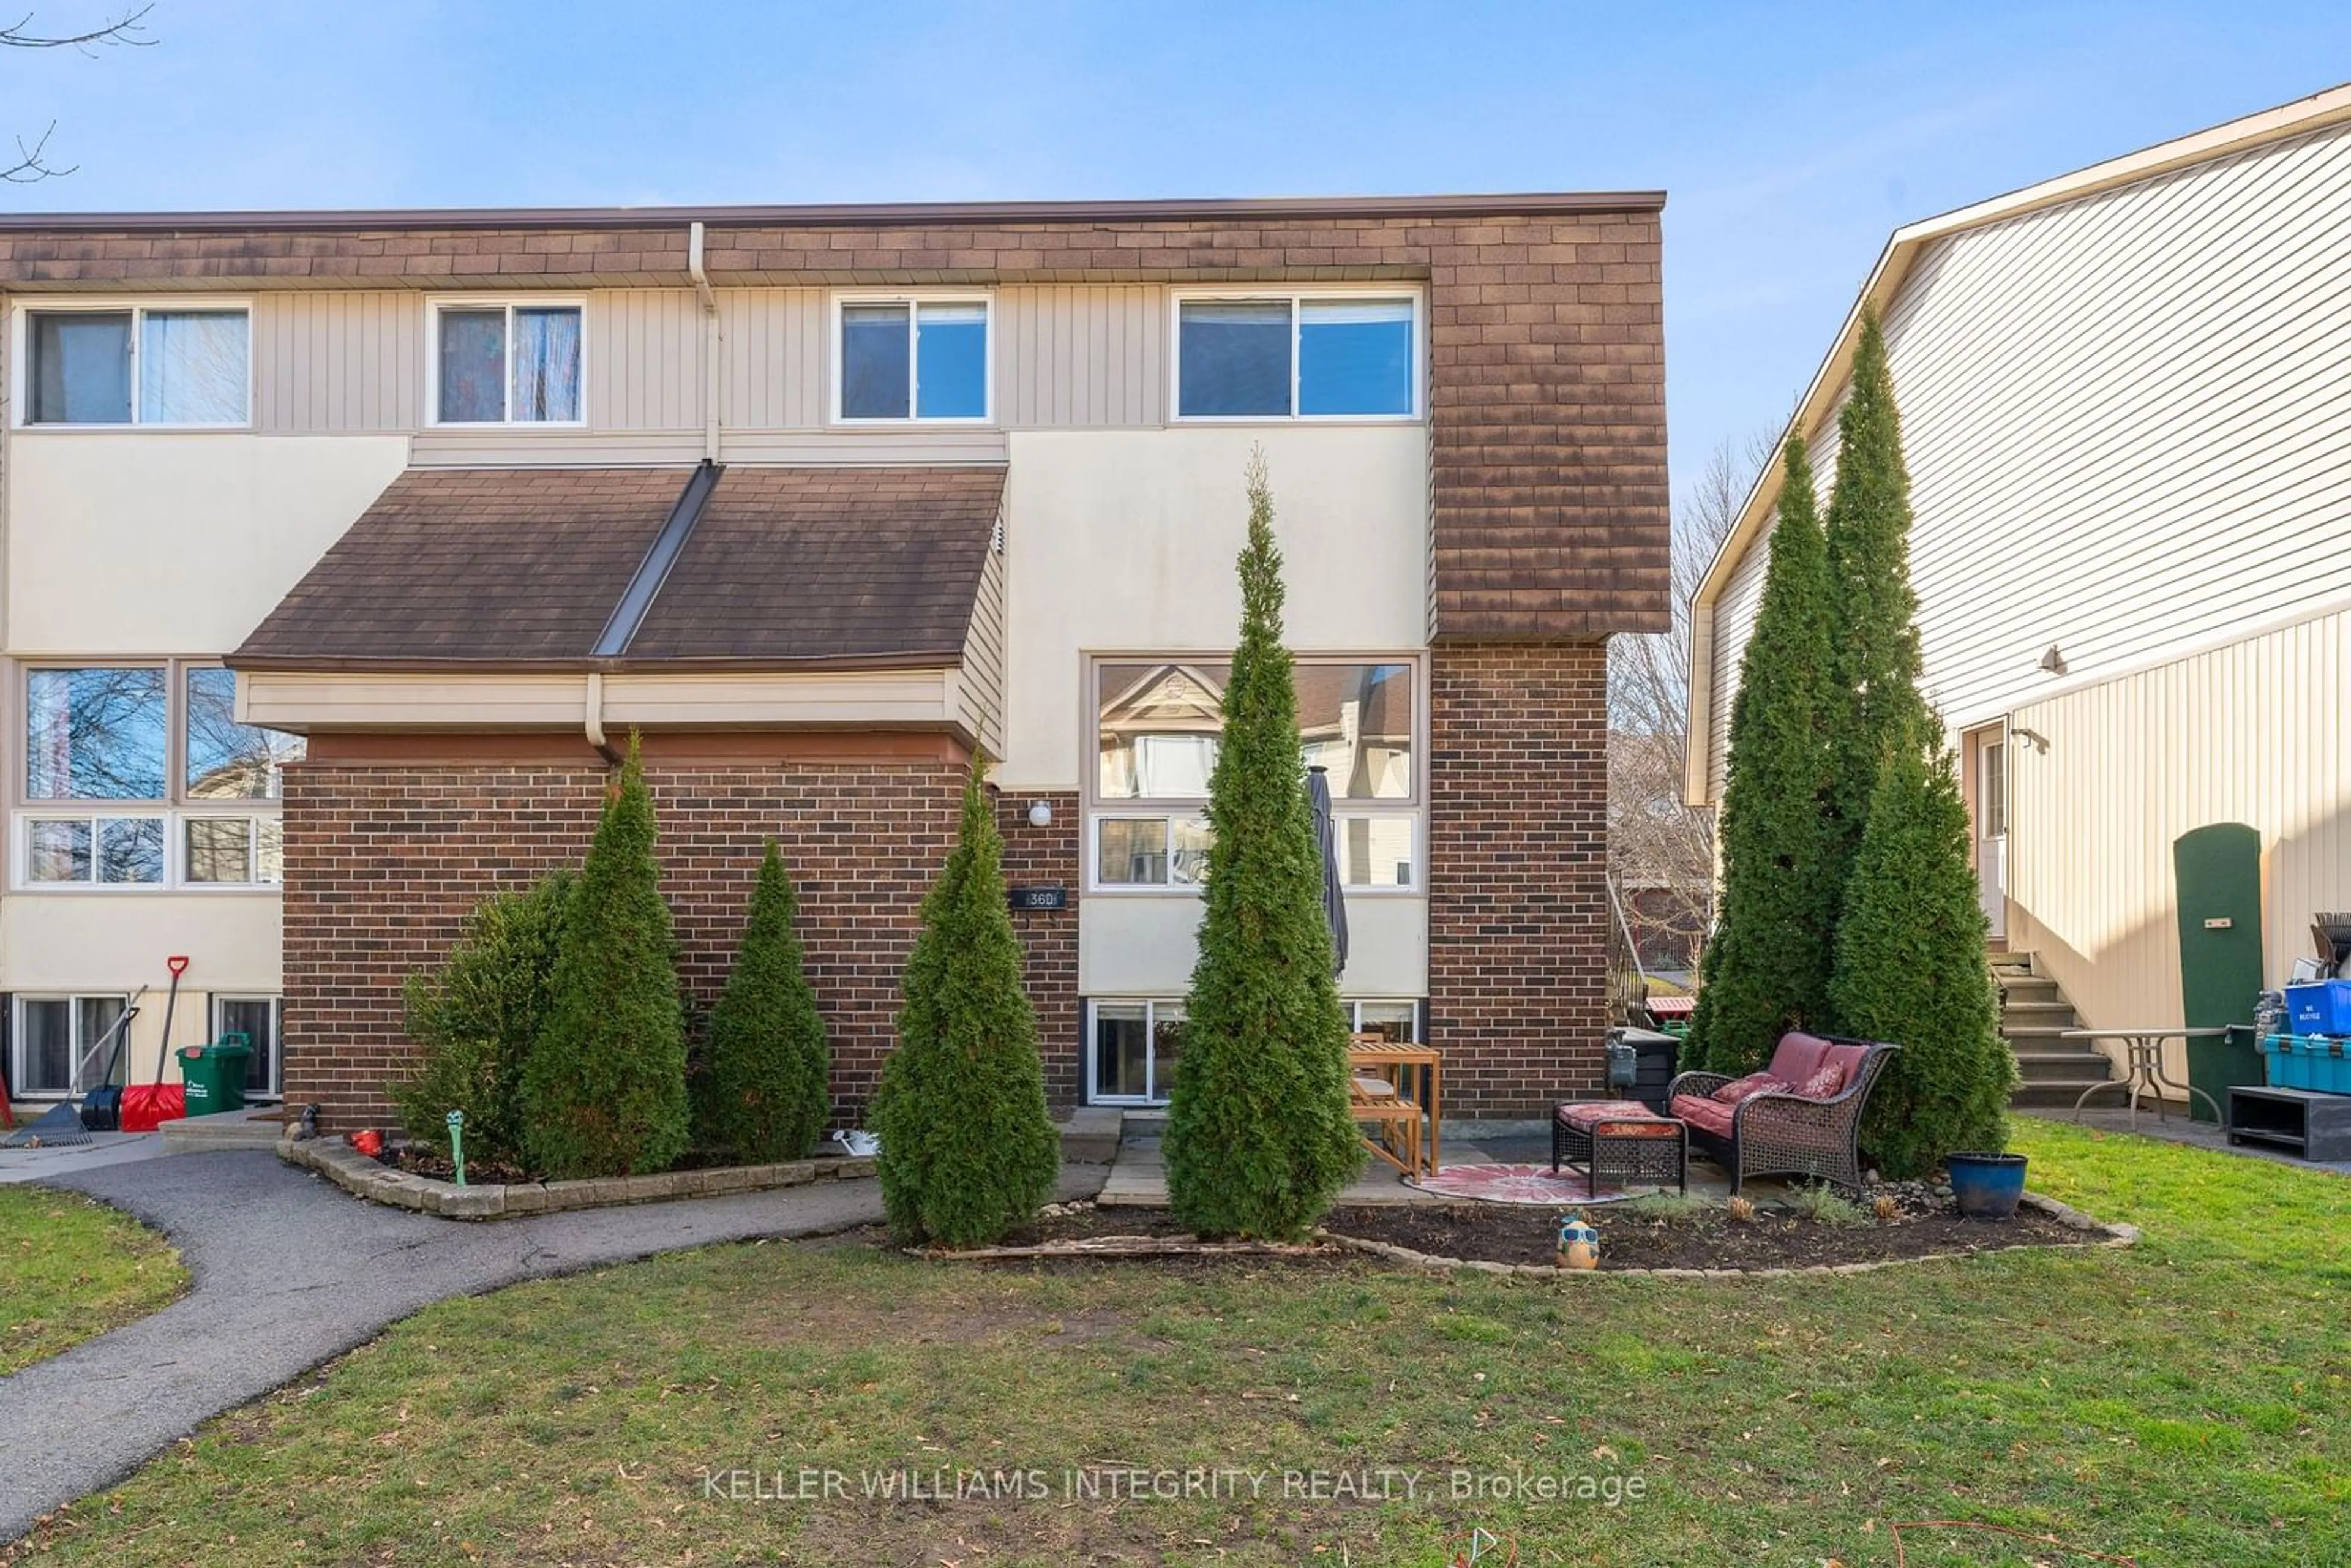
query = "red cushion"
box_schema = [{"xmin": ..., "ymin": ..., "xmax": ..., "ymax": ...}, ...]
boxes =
[
  {"xmin": 1798, "ymin": 1063, "xmax": 1846, "ymax": 1099},
  {"xmin": 1768, "ymin": 1032, "xmax": 1835, "ymax": 1087},
  {"xmin": 1554, "ymin": 1100, "xmax": 1678, "ymax": 1138},
  {"xmin": 1671, "ymin": 1093, "xmax": 1736, "ymax": 1139},
  {"xmin": 1711, "ymin": 1071, "xmax": 1789, "ymax": 1104},
  {"xmin": 1820, "ymin": 1043, "xmax": 1869, "ymax": 1088}
]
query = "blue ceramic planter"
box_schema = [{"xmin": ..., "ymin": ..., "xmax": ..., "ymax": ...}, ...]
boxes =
[{"xmin": 1946, "ymin": 1152, "xmax": 2027, "ymax": 1220}]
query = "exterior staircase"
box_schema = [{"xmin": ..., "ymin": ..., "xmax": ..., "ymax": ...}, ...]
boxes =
[{"xmin": 1992, "ymin": 951, "xmax": 2115, "ymax": 1108}]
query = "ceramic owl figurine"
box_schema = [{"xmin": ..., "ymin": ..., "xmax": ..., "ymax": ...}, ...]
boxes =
[{"xmin": 1557, "ymin": 1212, "xmax": 1600, "ymax": 1270}]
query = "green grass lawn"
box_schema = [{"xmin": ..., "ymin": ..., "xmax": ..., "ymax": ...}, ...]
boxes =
[
  {"xmin": 0, "ymin": 1187, "xmax": 185, "ymax": 1377},
  {"xmin": 8, "ymin": 1122, "xmax": 2347, "ymax": 1566}
]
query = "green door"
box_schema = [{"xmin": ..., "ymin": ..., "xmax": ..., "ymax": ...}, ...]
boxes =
[{"xmin": 2173, "ymin": 823, "xmax": 2265, "ymax": 1123}]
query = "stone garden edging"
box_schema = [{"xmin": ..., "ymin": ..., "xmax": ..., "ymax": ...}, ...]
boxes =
[
  {"xmin": 279, "ymin": 1134, "xmax": 877, "ymax": 1220},
  {"xmin": 1316, "ymin": 1191, "xmax": 2139, "ymax": 1279}
]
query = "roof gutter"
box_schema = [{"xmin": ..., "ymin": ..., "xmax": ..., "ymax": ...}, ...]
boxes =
[{"xmin": 688, "ymin": 221, "xmax": 719, "ymax": 463}]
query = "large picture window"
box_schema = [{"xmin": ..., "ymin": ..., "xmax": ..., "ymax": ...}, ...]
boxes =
[
  {"xmin": 1087, "ymin": 656, "xmax": 1420, "ymax": 892},
  {"xmin": 432, "ymin": 301, "xmax": 585, "ymax": 424},
  {"xmin": 15, "ymin": 662, "xmax": 301, "ymax": 890},
  {"xmin": 23, "ymin": 305, "xmax": 250, "ymax": 426},
  {"xmin": 836, "ymin": 296, "xmax": 990, "ymax": 422},
  {"xmin": 1175, "ymin": 293, "xmax": 1419, "ymax": 419}
]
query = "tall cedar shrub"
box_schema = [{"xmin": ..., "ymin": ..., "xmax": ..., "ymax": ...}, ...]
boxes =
[
  {"xmin": 1163, "ymin": 455, "xmax": 1362, "ymax": 1240},
  {"xmin": 693, "ymin": 840, "xmax": 830, "ymax": 1163},
  {"xmin": 1830, "ymin": 722, "xmax": 2015, "ymax": 1177},
  {"xmin": 521, "ymin": 734, "xmax": 691, "ymax": 1179},
  {"xmin": 1820, "ymin": 309, "xmax": 1930, "ymax": 915},
  {"xmin": 391, "ymin": 869, "xmax": 572, "ymax": 1168},
  {"xmin": 1688, "ymin": 437, "xmax": 1840, "ymax": 1074},
  {"xmin": 871, "ymin": 763, "xmax": 1060, "ymax": 1247}
]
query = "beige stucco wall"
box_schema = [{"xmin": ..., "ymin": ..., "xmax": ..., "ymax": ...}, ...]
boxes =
[
  {"xmin": 2008, "ymin": 605, "xmax": 2351, "ymax": 1084},
  {"xmin": 5, "ymin": 432, "xmax": 411, "ymax": 654},
  {"xmin": 1080, "ymin": 893, "xmax": 1427, "ymax": 999},
  {"xmin": 995, "ymin": 424, "xmax": 1430, "ymax": 792}
]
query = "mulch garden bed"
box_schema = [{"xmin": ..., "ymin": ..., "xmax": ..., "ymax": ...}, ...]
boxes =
[{"xmin": 910, "ymin": 1185, "xmax": 2104, "ymax": 1274}]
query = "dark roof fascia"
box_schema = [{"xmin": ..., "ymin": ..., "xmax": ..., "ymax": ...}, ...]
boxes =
[
  {"xmin": 0, "ymin": 191, "xmax": 1667, "ymax": 235},
  {"xmin": 225, "ymin": 650, "xmax": 967, "ymax": 676}
]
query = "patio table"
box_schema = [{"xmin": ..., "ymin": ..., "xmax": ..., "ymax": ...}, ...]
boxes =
[
  {"xmin": 2063, "ymin": 1026, "xmax": 2229, "ymax": 1128},
  {"xmin": 1348, "ymin": 1038, "xmax": 1441, "ymax": 1176}
]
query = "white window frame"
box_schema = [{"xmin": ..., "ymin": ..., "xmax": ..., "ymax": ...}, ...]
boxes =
[
  {"xmin": 1084, "ymin": 651, "xmax": 1427, "ymax": 897},
  {"xmin": 1085, "ymin": 996, "xmax": 1423, "ymax": 1106},
  {"xmin": 1169, "ymin": 287, "xmax": 1425, "ymax": 424},
  {"xmin": 12, "ymin": 658, "xmax": 293, "ymax": 894},
  {"xmin": 9, "ymin": 992, "xmax": 132, "ymax": 1100},
  {"xmin": 424, "ymin": 296, "xmax": 590, "ymax": 428},
  {"xmin": 211, "ymin": 994, "xmax": 284, "ymax": 1099},
  {"xmin": 829, "ymin": 291, "xmax": 994, "ymax": 426},
  {"xmin": 10, "ymin": 298, "xmax": 255, "ymax": 430}
]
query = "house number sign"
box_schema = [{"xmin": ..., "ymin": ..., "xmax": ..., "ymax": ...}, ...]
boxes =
[{"xmin": 1008, "ymin": 885, "xmax": 1068, "ymax": 910}]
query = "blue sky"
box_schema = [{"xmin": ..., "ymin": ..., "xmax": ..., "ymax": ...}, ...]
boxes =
[{"xmin": 7, "ymin": 1, "xmax": 2347, "ymax": 505}]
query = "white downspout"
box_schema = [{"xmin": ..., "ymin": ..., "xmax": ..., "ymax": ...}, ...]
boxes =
[
  {"xmin": 689, "ymin": 221, "xmax": 719, "ymax": 463},
  {"xmin": 584, "ymin": 670, "xmax": 617, "ymax": 764}
]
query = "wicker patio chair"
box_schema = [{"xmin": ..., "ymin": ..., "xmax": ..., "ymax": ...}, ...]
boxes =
[{"xmin": 1666, "ymin": 1033, "xmax": 1900, "ymax": 1195}]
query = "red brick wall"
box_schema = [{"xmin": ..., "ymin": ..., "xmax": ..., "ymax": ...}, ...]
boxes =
[
  {"xmin": 996, "ymin": 790, "xmax": 1082, "ymax": 1108},
  {"xmin": 1426, "ymin": 643, "xmax": 1611, "ymax": 1117},
  {"xmin": 282, "ymin": 759, "xmax": 971, "ymax": 1130}
]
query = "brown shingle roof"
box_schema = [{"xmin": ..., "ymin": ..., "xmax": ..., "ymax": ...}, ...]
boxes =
[
  {"xmin": 232, "ymin": 464, "xmax": 1004, "ymax": 669},
  {"xmin": 626, "ymin": 467, "xmax": 1000, "ymax": 662}
]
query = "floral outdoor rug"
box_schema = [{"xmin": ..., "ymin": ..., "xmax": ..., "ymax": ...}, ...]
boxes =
[{"xmin": 1405, "ymin": 1161, "xmax": 1648, "ymax": 1206}]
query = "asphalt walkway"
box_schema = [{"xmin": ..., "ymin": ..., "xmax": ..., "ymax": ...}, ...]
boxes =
[{"xmin": 2, "ymin": 1149, "xmax": 1103, "ymax": 1540}]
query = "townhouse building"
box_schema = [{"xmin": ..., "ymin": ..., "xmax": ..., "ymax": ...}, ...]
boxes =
[{"xmin": 0, "ymin": 193, "xmax": 1667, "ymax": 1130}]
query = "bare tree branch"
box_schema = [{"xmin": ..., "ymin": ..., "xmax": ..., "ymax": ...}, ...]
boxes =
[
  {"xmin": 1, "ymin": 6, "xmax": 155, "ymax": 184},
  {"xmin": 1608, "ymin": 430, "xmax": 1777, "ymax": 971}
]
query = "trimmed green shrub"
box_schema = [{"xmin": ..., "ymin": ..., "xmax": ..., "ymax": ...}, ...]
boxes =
[
  {"xmin": 694, "ymin": 840, "xmax": 830, "ymax": 1163},
  {"xmin": 391, "ymin": 870, "xmax": 572, "ymax": 1168},
  {"xmin": 871, "ymin": 762, "xmax": 1060, "ymax": 1247},
  {"xmin": 522, "ymin": 733, "xmax": 691, "ymax": 1179},
  {"xmin": 1831, "ymin": 724, "xmax": 2015, "ymax": 1178},
  {"xmin": 1163, "ymin": 454, "xmax": 1363, "ymax": 1240},
  {"xmin": 1820, "ymin": 308, "xmax": 1932, "ymax": 909},
  {"xmin": 1688, "ymin": 436, "xmax": 1840, "ymax": 1075}
]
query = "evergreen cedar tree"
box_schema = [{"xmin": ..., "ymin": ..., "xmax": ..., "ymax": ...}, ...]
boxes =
[
  {"xmin": 393, "ymin": 869, "xmax": 572, "ymax": 1169},
  {"xmin": 694, "ymin": 839, "xmax": 830, "ymax": 1164},
  {"xmin": 1163, "ymin": 455, "xmax": 1362, "ymax": 1241},
  {"xmin": 1831, "ymin": 722, "xmax": 2016, "ymax": 1176},
  {"xmin": 520, "ymin": 734, "xmax": 692, "ymax": 1179},
  {"xmin": 1687, "ymin": 436, "xmax": 1839, "ymax": 1075},
  {"xmin": 1820, "ymin": 309, "xmax": 1931, "ymax": 913},
  {"xmin": 871, "ymin": 761, "xmax": 1060, "ymax": 1248}
]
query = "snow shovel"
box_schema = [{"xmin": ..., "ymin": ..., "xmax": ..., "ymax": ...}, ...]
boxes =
[
  {"xmin": 78, "ymin": 993, "xmax": 146, "ymax": 1133},
  {"xmin": 120, "ymin": 956, "xmax": 190, "ymax": 1133}
]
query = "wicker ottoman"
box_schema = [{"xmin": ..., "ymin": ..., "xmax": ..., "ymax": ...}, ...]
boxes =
[{"xmin": 1550, "ymin": 1100, "xmax": 1687, "ymax": 1198}]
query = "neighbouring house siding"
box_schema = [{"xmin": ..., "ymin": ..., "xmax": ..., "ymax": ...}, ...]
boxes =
[
  {"xmin": 2007, "ymin": 606, "xmax": 2351, "ymax": 1084},
  {"xmin": 1427, "ymin": 642, "xmax": 1609, "ymax": 1117},
  {"xmin": 280, "ymin": 757, "xmax": 970, "ymax": 1130},
  {"xmin": 1703, "ymin": 119, "xmax": 2351, "ymax": 797}
]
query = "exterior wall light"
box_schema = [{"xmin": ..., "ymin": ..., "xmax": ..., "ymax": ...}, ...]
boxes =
[{"xmin": 1027, "ymin": 800, "xmax": 1054, "ymax": 828}]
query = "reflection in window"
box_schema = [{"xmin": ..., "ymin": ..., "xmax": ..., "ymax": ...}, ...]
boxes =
[
  {"xmin": 26, "ymin": 819, "xmax": 92, "ymax": 883},
  {"xmin": 1352, "ymin": 1000, "xmax": 1419, "ymax": 1043},
  {"xmin": 437, "ymin": 304, "xmax": 582, "ymax": 423},
  {"xmin": 1177, "ymin": 296, "xmax": 1415, "ymax": 418},
  {"xmin": 841, "ymin": 299, "xmax": 989, "ymax": 420},
  {"xmin": 27, "ymin": 668, "xmax": 168, "ymax": 800},
  {"xmin": 11, "ymin": 996, "xmax": 127, "ymax": 1097},
  {"xmin": 1177, "ymin": 300, "xmax": 1291, "ymax": 416},
  {"xmin": 1340, "ymin": 815, "xmax": 1415, "ymax": 888},
  {"xmin": 31, "ymin": 312, "xmax": 132, "ymax": 424},
  {"xmin": 141, "ymin": 310, "xmax": 250, "ymax": 424},
  {"xmin": 98, "ymin": 818, "xmax": 165, "ymax": 884},
  {"xmin": 216, "ymin": 996, "xmax": 282, "ymax": 1095},
  {"xmin": 1298, "ymin": 299, "xmax": 1414, "ymax": 416},
  {"xmin": 185, "ymin": 668, "xmax": 304, "ymax": 799},
  {"xmin": 185, "ymin": 818, "xmax": 255, "ymax": 883},
  {"xmin": 1295, "ymin": 662, "xmax": 1414, "ymax": 801},
  {"xmin": 1097, "ymin": 662, "xmax": 1229, "ymax": 800}
]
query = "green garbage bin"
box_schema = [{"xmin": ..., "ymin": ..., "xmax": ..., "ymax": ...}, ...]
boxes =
[{"xmin": 178, "ymin": 1033, "xmax": 252, "ymax": 1117}]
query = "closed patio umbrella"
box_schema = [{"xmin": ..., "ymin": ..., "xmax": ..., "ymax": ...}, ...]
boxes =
[{"xmin": 1308, "ymin": 766, "xmax": 1349, "ymax": 977}]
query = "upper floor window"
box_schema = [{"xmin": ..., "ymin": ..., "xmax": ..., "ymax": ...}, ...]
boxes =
[
  {"xmin": 1175, "ymin": 293, "xmax": 1419, "ymax": 420},
  {"xmin": 431, "ymin": 301, "xmax": 584, "ymax": 424},
  {"xmin": 835, "ymin": 295, "xmax": 989, "ymax": 422},
  {"xmin": 18, "ymin": 661, "xmax": 301, "ymax": 890},
  {"xmin": 23, "ymin": 304, "xmax": 250, "ymax": 426}
]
